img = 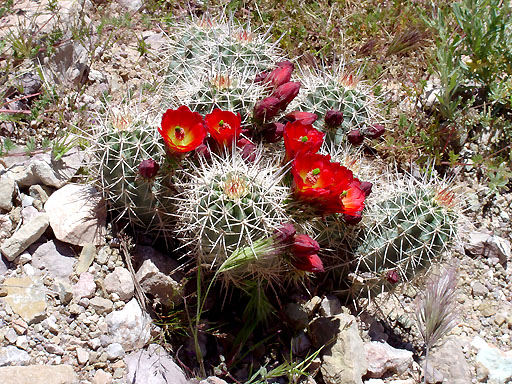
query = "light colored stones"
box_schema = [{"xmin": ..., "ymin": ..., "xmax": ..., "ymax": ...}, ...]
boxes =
[
  {"xmin": 0, "ymin": 255, "xmax": 8, "ymax": 277},
  {"xmin": 104, "ymin": 267, "xmax": 134, "ymax": 301},
  {"xmin": 105, "ymin": 343, "xmax": 125, "ymax": 360},
  {"xmin": 466, "ymin": 231, "xmax": 511, "ymax": 266},
  {"xmin": 76, "ymin": 243, "xmax": 96, "ymax": 274},
  {"xmin": 89, "ymin": 297, "xmax": 113, "ymax": 315},
  {"xmin": 12, "ymin": 319, "xmax": 28, "ymax": 335},
  {"xmin": 200, "ymin": 378, "xmax": 229, "ymax": 384},
  {"xmin": 106, "ymin": 298, "xmax": 151, "ymax": 352},
  {"xmin": 72, "ymin": 272, "xmax": 96, "ymax": 300},
  {"xmin": 0, "ymin": 364, "xmax": 78, "ymax": 384},
  {"xmin": 124, "ymin": 344, "xmax": 188, "ymax": 384},
  {"xmin": 319, "ymin": 295, "xmax": 342, "ymax": 317},
  {"xmin": 135, "ymin": 259, "xmax": 182, "ymax": 307},
  {"xmin": 0, "ymin": 213, "xmax": 49, "ymax": 261},
  {"xmin": 0, "ymin": 214, "xmax": 12, "ymax": 243},
  {"xmin": 76, "ymin": 347, "xmax": 89, "ymax": 365},
  {"xmin": 44, "ymin": 184, "xmax": 106, "ymax": 246},
  {"xmin": 2, "ymin": 276, "xmax": 47, "ymax": 323},
  {"xmin": 364, "ymin": 342, "xmax": 413, "ymax": 378},
  {"xmin": 5, "ymin": 328, "xmax": 17, "ymax": 344},
  {"xmin": 30, "ymin": 240, "xmax": 76, "ymax": 281},
  {"xmin": 15, "ymin": 335, "xmax": 28, "ymax": 350},
  {"xmin": 472, "ymin": 336, "xmax": 512, "ymax": 383},
  {"xmin": 429, "ymin": 336, "xmax": 472, "ymax": 384},
  {"xmin": 0, "ymin": 177, "xmax": 15, "ymax": 211},
  {"xmin": 0, "ymin": 346, "xmax": 31, "ymax": 366},
  {"xmin": 93, "ymin": 369, "xmax": 112, "ymax": 384},
  {"xmin": 116, "ymin": 0, "xmax": 142, "ymax": 11}
]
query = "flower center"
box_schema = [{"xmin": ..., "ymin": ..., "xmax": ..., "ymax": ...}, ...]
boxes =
[
  {"xmin": 305, "ymin": 168, "xmax": 321, "ymax": 185},
  {"xmin": 218, "ymin": 120, "xmax": 232, "ymax": 131},
  {"xmin": 300, "ymin": 136, "xmax": 308, "ymax": 142},
  {"xmin": 223, "ymin": 174, "xmax": 249, "ymax": 200},
  {"xmin": 175, "ymin": 127, "xmax": 185, "ymax": 141}
]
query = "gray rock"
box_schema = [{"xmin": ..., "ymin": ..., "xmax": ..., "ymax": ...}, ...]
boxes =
[
  {"xmin": 319, "ymin": 295, "xmax": 342, "ymax": 317},
  {"xmin": 53, "ymin": 279, "xmax": 73, "ymax": 304},
  {"xmin": 46, "ymin": 344, "xmax": 65, "ymax": 355},
  {"xmin": 89, "ymin": 297, "xmax": 113, "ymax": 315},
  {"xmin": 429, "ymin": 336, "xmax": 472, "ymax": 384},
  {"xmin": 5, "ymin": 328, "xmax": 17, "ymax": 344},
  {"xmin": 0, "ymin": 364, "xmax": 78, "ymax": 383},
  {"xmin": 21, "ymin": 206, "xmax": 40, "ymax": 223},
  {"xmin": 466, "ymin": 231, "xmax": 511, "ymax": 266},
  {"xmin": 75, "ymin": 243, "xmax": 96, "ymax": 274},
  {"xmin": 0, "ymin": 346, "xmax": 30, "ymax": 366},
  {"xmin": 135, "ymin": 259, "xmax": 182, "ymax": 307},
  {"xmin": 20, "ymin": 194, "xmax": 34, "ymax": 208},
  {"xmin": 28, "ymin": 184, "xmax": 49, "ymax": 203},
  {"xmin": 143, "ymin": 32, "xmax": 167, "ymax": 51},
  {"xmin": 134, "ymin": 246, "xmax": 180, "ymax": 275},
  {"xmin": 46, "ymin": 40, "xmax": 89, "ymax": 86},
  {"xmin": 30, "ymin": 240, "xmax": 75, "ymax": 281},
  {"xmin": 0, "ymin": 254, "xmax": 9, "ymax": 277},
  {"xmin": 0, "ymin": 213, "xmax": 49, "ymax": 261},
  {"xmin": 472, "ymin": 281, "xmax": 489, "ymax": 297},
  {"xmin": 313, "ymin": 313, "xmax": 367, "ymax": 384},
  {"xmin": 72, "ymin": 272, "xmax": 96, "ymax": 299},
  {"xmin": 4, "ymin": 148, "xmax": 84, "ymax": 188},
  {"xmin": 116, "ymin": 0, "xmax": 142, "ymax": 11},
  {"xmin": 106, "ymin": 342, "xmax": 125, "ymax": 360},
  {"xmin": 199, "ymin": 378, "xmax": 229, "ymax": 384},
  {"xmin": 104, "ymin": 267, "xmax": 134, "ymax": 301},
  {"xmin": 14, "ymin": 72, "xmax": 42, "ymax": 95},
  {"xmin": 76, "ymin": 347, "xmax": 89, "ymax": 365},
  {"xmin": 364, "ymin": 341, "xmax": 413, "ymax": 378},
  {"xmin": 44, "ymin": 184, "xmax": 106, "ymax": 246},
  {"xmin": 284, "ymin": 303, "xmax": 309, "ymax": 330},
  {"xmin": 292, "ymin": 331, "xmax": 312, "ymax": 356},
  {"xmin": 2, "ymin": 276, "xmax": 47, "ymax": 324},
  {"xmin": 0, "ymin": 177, "xmax": 15, "ymax": 211},
  {"xmin": 124, "ymin": 344, "xmax": 188, "ymax": 384},
  {"xmin": 472, "ymin": 336, "xmax": 512, "ymax": 383},
  {"xmin": 106, "ymin": 298, "xmax": 151, "ymax": 351}
]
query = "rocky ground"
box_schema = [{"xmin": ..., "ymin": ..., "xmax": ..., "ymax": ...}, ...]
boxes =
[{"xmin": 1, "ymin": 1, "xmax": 512, "ymax": 384}]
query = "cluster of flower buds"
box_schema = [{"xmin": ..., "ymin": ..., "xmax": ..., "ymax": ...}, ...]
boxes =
[{"xmin": 347, "ymin": 124, "xmax": 386, "ymax": 146}]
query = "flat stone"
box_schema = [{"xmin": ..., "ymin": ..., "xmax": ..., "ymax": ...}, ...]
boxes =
[
  {"xmin": 75, "ymin": 243, "xmax": 96, "ymax": 274},
  {"xmin": 5, "ymin": 328, "xmax": 17, "ymax": 343},
  {"xmin": 0, "ymin": 346, "xmax": 30, "ymax": 366},
  {"xmin": 89, "ymin": 297, "xmax": 113, "ymax": 315},
  {"xmin": 104, "ymin": 267, "xmax": 134, "ymax": 301},
  {"xmin": 30, "ymin": 240, "xmax": 75, "ymax": 281},
  {"xmin": 466, "ymin": 231, "xmax": 511, "ymax": 266},
  {"xmin": 2, "ymin": 276, "xmax": 47, "ymax": 324},
  {"xmin": 472, "ymin": 281, "xmax": 489, "ymax": 297},
  {"xmin": 76, "ymin": 347, "xmax": 89, "ymax": 365},
  {"xmin": 21, "ymin": 206, "xmax": 40, "ymax": 223},
  {"xmin": 72, "ymin": 272, "xmax": 96, "ymax": 300},
  {"xmin": 0, "ymin": 177, "xmax": 15, "ymax": 211},
  {"xmin": 429, "ymin": 336, "xmax": 472, "ymax": 384},
  {"xmin": 44, "ymin": 184, "xmax": 106, "ymax": 246},
  {"xmin": 0, "ymin": 214, "xmax": 49, "ymax": 261},
  {"xmin": 106, "ymin": 298, "xmax": 151, "ymax": 351},
  {"xmin": 0, "ymin": 364, "xmax": 78, "ymax": 383},
  {"xmin": 124, "ymin": 344, "xmax": 188, "ymax": 384},
  {"xmin": 11, "ymin": 319, "xmax": 28, "ymax": 335},
  {"xmin": 364, "ymin": 341, "xmax": 413, "ymax": 378},
  {"xmin": 472, "ymin": 336, "xmax": 512, "ymax": 383}
]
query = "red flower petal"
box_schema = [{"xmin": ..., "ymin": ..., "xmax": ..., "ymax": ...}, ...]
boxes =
[
  {"xmin": 159, "ymin": 106, "xmax": 206, "ymax": 153},
  {"xmin": 205, "ymin": 109, "xmax": 242, "ymax": 147},
  {"xmin": 284, "ymin": 111, "xmax": 318, "ymax": 125},
  {"xmin": 292, "ymin": 253, "xmax": 324, "ymax": 273},
  {"xmin": 283, "ymin": 121, "xmax": 324, "ymax": 161}
]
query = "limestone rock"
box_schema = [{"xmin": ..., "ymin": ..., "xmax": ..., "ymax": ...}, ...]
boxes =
[
  {"xmin": 104, "ymin": 267, "xmax": 134, "ymax": 301},
  {"xmin": 72, "ymin": 272, "xmax": 96, "ymax": 300},
  {"xmin": 0, "ymin": 177, "xmax": 15, "ymax": 211},
  {"xmin": 472, "ymin": 336, "xmax": 512, "ymax": 383},
  {"xmin": 30, "ymin": 240, "xmax": 75, "ymax": 281},
  {"xmin": 466, "ymin": 231, "xmax": 511, "ymax": 266},
  {"xmin": 135, "ymin": 259, "xmax": 182, "ymax": 307},
  {"xmin": 89, "ymin": 297, "xmax": 113, "ymax": 314},
  {"xmin": 106, "ymin": 298, "xmax": 151, "ymax": 351},
  {"xmin": 0, "ymin": 214, "xmax": 49, "ymax": 261},
  {"xmin": 2, "ymin": 276, "xmax": 47, "ymax": 324},
  {"xmin": 44, "ymin": 184, "xmax": 106, "ymax": 246},
  {"xmin": 429, "ymin": 336, "xmax": 472, "ymax": 384},
  {"xmin": 124, "ymin": 344, "xmax": 188, "ymax": 384},
  {"xmin": 93, "ymin": 369, "xmax": 112, "ymax": 384},
  {"xmin": 0, "ymin": 214, "xmax": 12, "ymax": 243},
  {"xmin": 0, "ymin": 346, "xmax": 30, "ymax": 366},
  {"xmin": 75, "ymin": 243, "xmax": 96, "ymax": 274},
  {"xmin": 116, "ymin": 0, "xmax": 142, "ymax": 11},
  {"xmin": 0, "ymin": 364, "xmax": 78, "ymax": 384},
  {"xmin": 364, "ymin": 341, "xmax": 413, "ymax": 378}
]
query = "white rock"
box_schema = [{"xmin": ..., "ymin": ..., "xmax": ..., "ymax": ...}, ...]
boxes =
[
  {"xmin": 30, "ymin": 240, "xmax": 75, "ymax": 281},
  {"xmin": 472, "ymin": 336, "xmax": 512, "ymax": 383},
  {"xmin": 116, "ymin": 0, "xmax": 142, "ymax": 11},
  {"xmin": 44, "ymin": 184, "xmax": 106, "ymax": 246},
  {"xmin": 104, "ymin": 267, "xmax": 134, "ymax": 301},
  {"xmin": 105, "ymin": 343, "xmax": 125, "ymax": 360},
  {"xmin": 0, "ymin": 364, "xmax": 78, "ymax": 383},
  {"xmin": 89, "ymin": 297, "xmax": 113, "ymax": 314},
  {"xmin": 0, "ymin": 346, "xmax": 31, "ymax": 366},
  {"xmin": 0, "ymin": 214, "xmax": 12, "ymax": 242},
  {"xmin": 5, "ymin": 329, "xmax": 17, "ymax": 344},
  {"xmin": 72, "ymin": 272, "xmax": 96, "ymax": 300},
  {"xmin": 364, "ymin": 341, "xmax": 413, "ymax": 378},
  {"xmin": 106, "ymin": 298, "xmax": 151, "ymax": 351},
  {"xmin": 76, "ymin": 347, "xmax": 89, "ymax": 365},
  {"xmin": 466, "ymin": 231, "xmax": 511, "ymax": 266},
  {"xmin": 21, "ymin": 206, "xmax": 40, "ymax": 223},
  {"xmin": 2, "ymin": 277, "xmax": 47, "ymax": 324},
  {"xmin": 0, "ymin": 177, "xmax": 15, "ymax": 211},
  {"xmin": 0, "ymin": 214, "xmax": 49, "ymax": 261},
  {"xmin": 15, "ymin": 335, "xmax": 28, "ymax": 350},
  {"xmin": 93, "ymin": 369, "xmax": 112, "ymax": 384},
  {"xmin": 135, "ymin": 259, "xmax": 183, "ymax": 307}
]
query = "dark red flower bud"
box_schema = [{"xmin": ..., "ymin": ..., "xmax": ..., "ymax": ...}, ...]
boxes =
[
  {"xmin": 254, "ymin": 96, "xmax": 281, "ymax": 123},
  {"xmin": 266, "ymin": 62, "xmax": 294, "ymax": 87},
  {"xmin": 347, "ymin": 129, "xmax": 364, "ymax": 145},
  {"xmin": 284, "ymin": 111, "xmax": 318, "ymax": 125},
  {"xmin": 277, "ymin": 60, "xmax": 294, "ymax": 69},
  {"xmin": 386, "ymin": 270, "xmax": 399, "ymax": 284},
  {"xmin": 292, "ymin": 253, "xmax": 325, "ymax": 273},
  {"xmin": 324, "ymin": 110, "xmax": 344, "ymax": 128},
  {"xmin": 292, "ymin": 234, "xmax": 320, "ymax": 256},
  {"xmin": 194, "ymin": 143, "xmax": 211, "ymax": 160},
  {"xmin": 365, "ymin": 124, "xmax": 385, "ymax": 139},
  {"xmin": 359, "ymin": 182, "xmax": 373, "ymax": 197},
  {"xmin": 237, "ymin": 137, "xmax": 257, "ymax": 162},
  {"xmin": 273, "ymin": 82, "xmax": 301, "ymax": 111},
  {"xmin": 138, "ymin": 159, "xmax": 160, "ymax": 179},
  {"xmin": 255, "ymin": 71, "xmax": 269, "ymax": 83},
  {"xmin": 274, "ymin": 223, "xmax": 296, "ymax": 245},
  {"xmin": 262, "ymin": 122, "xmax": 285, "ymax": 143},
  {"xmin": 343, "ymin": 212, "xmax": 362, "ymax": 225}
]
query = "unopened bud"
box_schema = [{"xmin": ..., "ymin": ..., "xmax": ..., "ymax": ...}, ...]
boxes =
[
  {"xmin": 138, "ymin": 159, "xmax": 160, "ymax": 179},
  {"xmin": 347, "ymin": 129, "xmax": 364, "ymax": 145},
  {"xmin": 324, "ymin": 110, "xmax": 344, "ymax": 128}
]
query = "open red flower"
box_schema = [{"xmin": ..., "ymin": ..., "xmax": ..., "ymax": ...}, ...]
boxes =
[
  {"xmin": 322, "ymin": 179, "xmax": 366, "ymax": 216},
  {"xmin": 292, "ymin": 253, "xmax": 324, "ymax": 273},
  {"xmin": 159, "ymin": 106, "xmax": 206, "ymax": 153},
  {"xmin": 283, "ymin": 121, "xmax": 324, "ymax": 161},
  {"xmin": 205, "ymin": 109, "xmax": 241, "ymax": 147},
  {"xmin": 292, "ymin": 153, "xmax": 341, "ymax": 201}
]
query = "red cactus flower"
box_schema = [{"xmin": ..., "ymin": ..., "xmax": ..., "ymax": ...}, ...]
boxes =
[
  {"xmin": 284, "ymin": 111, "xmax": 318, "ymax": 125},
  {"xmin": 366, "ymin": 124, "xmax": 385, "ymax": 139},
  {"xmin": 347, "ymin": 129, "xmax": 364, "ymax": 145},
  {"xmin": 205, "ymin": 109, "xmax": 242, "ymax": 147},
  {"xmin": 292, "ymin": 253, "xmax": 324, "ymax": 273},
  {"xmin": 292, "ymin": 153, "xmax": 342, "ymax": 201},
  {"xmin": 265, "ymin": 61, "xmax": 294, "ymax": 87},
  {"xmin": 359, "ymin": 181, "xmax": 373, "ymax": 197},
  {"xmin": 254, "ymin": 96, "xmax": 281, "ymax": 123},
  {"xmin": 272, "ymin": 82, "xmax": 301, "ymax": 111},
  {"xmin": 254, "ymin": 71, "xmax": 269, "ymax": 83},
  {"xmin": 339, "ymin": 182, "xmax": 366, "ymax": 216},
  {"xmin": 138, "ymin": 159, "xmax": 160, "ymax": 179},
  {"xmin": 283, "ymin": 121, "xmax": 324, "ymax": 161},
  {"xmin": 343, "ymin": 212, "xmax": 362, "ymax": 225},
  {"xmin": 325, "ymin": 110, "xmax": 344, "ymax": 128},
  {"xmin": 159, "ymin": 106, "xmax": 206, "ymax": 153}
]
